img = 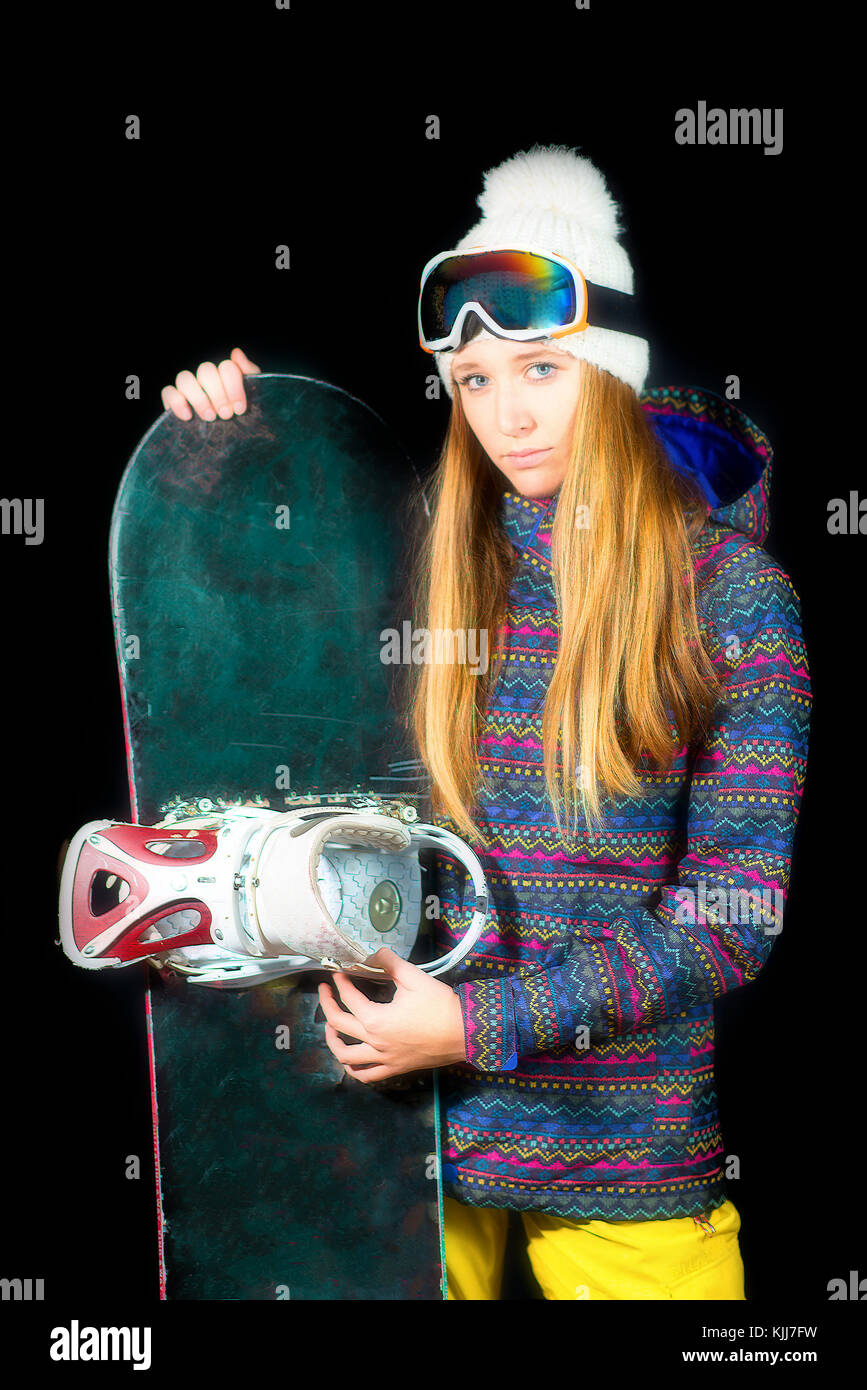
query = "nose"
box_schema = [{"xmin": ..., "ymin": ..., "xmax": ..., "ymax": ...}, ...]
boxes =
[{"xmin": 495, "ymin": 383, "xmax": 536, "ymax": 441}]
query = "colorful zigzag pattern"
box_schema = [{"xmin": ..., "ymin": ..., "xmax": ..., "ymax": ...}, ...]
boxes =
[{"xmin": 431, "ymin": 385, "xmax": 811, "ymax": 1221}]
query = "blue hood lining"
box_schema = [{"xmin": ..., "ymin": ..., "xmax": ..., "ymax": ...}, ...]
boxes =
[{"xmin": 648, "ymin": 413, "xmax": 767, "ymax": 511}]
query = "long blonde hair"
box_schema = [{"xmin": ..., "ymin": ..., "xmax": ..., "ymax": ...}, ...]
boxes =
[{"xmin": 404, "ymin": 342, "xmax": 721, "ymax": 849}]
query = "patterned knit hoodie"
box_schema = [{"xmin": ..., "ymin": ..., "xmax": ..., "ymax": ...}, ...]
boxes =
[{"xmin": 432, "ymin": 385, "xmax": 811, "ymax": 1221}]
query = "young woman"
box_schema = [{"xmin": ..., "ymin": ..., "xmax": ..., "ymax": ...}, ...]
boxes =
[{"xmin": 161, "ymin": 146, "xmax": 810, "ymax": 1301}]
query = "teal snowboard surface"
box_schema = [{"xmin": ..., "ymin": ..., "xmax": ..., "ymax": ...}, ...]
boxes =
[{"xmin": 111, "ymin": 373, "xmax": 445, "ymax": 1299}]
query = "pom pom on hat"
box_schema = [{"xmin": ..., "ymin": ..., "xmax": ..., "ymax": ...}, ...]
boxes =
[{"xmin": 475, "ymin": 144, "xmax": 623, "ymax": 238}]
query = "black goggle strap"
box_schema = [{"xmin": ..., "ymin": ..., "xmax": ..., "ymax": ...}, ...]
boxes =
[{"xmin": 582, "ymin": 281, "xmax": 645, "ymax": 339}]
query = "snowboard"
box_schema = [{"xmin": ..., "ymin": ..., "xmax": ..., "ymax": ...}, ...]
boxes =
[{"xmin": 110, "ymin": 372, "xmax": 446, "ymax": 1299}]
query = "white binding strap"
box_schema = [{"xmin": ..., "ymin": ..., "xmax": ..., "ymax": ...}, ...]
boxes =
[
  {"xmin": 408, "ymin": 823, "xmax": 490, "ymax": 977},
  {"xmin": 253, "ymin": 812, "xmax": 413, "ymax": 964},
  {"xmin": 253, "ymin": 813, "xmax": 489, "ymax": 978}
]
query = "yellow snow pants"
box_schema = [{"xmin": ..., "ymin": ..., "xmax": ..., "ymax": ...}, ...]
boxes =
[{"xmin": 444, "ymin": 1195, "xmax": 745, "ymax": 1300}]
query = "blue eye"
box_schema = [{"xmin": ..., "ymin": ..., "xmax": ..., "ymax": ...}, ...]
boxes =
[{"xmin": 457, "ymin": 361, "xmax": 559, "ymax": 392}]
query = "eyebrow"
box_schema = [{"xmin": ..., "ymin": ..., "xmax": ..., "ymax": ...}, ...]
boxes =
[{"xmin": 454, "ymin": 348, "xmax": 556, "ymax": 372}]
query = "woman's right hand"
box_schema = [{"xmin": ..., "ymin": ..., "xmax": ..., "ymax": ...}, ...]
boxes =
[{"xmin": 161, "ymin": 346, "xmax": 261, "ymax": 421}]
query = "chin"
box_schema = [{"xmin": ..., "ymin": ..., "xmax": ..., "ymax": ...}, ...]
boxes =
[{"xmin": 507, "ymin": 470, "xmax": 562, "ymax": 499}]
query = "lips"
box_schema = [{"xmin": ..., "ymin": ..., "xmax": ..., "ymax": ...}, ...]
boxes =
[{"xmin": 506, "ymin": 448, "xmax": 552, "ymax": 468}]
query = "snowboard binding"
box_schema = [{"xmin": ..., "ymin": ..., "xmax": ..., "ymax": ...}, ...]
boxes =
[{"xmin": 59, "ymin": 792, "xmax": 489, "ymax": 989}]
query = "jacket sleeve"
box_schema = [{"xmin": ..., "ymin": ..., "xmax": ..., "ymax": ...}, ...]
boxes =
[{"xmin": 454, "ymin": 555, "xmax": 811, "ymax": 1073}]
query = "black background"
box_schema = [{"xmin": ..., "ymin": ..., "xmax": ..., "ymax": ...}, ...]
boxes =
[{"xmin": 4, "ymin": 0, "xmax": 861, "ymax": 1368}]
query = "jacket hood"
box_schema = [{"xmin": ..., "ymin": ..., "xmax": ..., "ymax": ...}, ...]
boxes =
[{"xmin": 640, "ymin": 385, "xmax": 773, "ymax": 544}]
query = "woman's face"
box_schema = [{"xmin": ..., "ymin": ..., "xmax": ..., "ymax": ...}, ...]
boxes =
[{"xmin": 450, "ymin": 334, "xmax": 580, "ymax": 499}]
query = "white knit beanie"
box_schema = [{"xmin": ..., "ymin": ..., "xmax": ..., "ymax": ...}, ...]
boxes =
[{"xmin": 432, "ymin": 144, "xmax": 650, "ymax": 399}]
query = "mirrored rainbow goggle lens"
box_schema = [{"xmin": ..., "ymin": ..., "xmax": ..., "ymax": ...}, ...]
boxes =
[{"xmin": 420, "ymin": 251, "xmax": 578, "ymax": 342}]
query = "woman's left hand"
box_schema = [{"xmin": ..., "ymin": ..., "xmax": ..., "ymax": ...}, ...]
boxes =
[{"xmin": 318, "ymin": 949, "xmax": 467, "ymax": 1082}]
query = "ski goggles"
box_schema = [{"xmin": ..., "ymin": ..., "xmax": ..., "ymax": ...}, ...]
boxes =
[{"xmin": 418, "ymin": 245, "xmax": 643, "ymax": 353}]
